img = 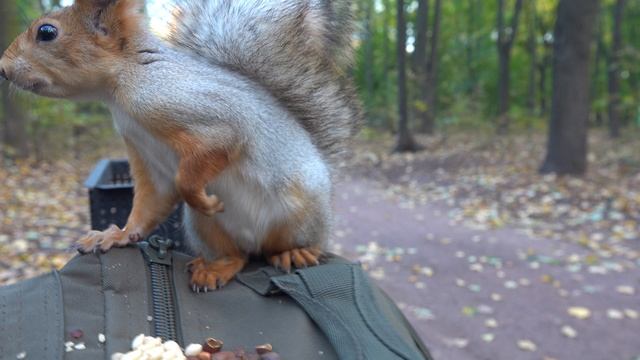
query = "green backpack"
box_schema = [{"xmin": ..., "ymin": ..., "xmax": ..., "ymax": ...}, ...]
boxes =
[{"xmin": 0, "ymin": 237, "xmax": 432, "ymax": 360}]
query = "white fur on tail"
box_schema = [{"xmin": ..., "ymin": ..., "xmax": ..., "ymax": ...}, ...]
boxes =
[{"xmin": 167, "ymin": 0, "xmax": 362, "ymax": 167}]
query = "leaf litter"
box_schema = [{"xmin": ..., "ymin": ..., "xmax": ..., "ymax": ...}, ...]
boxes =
[{"xmin": 336, "ymin": 131, "xmax": 640, "ymax": 358}]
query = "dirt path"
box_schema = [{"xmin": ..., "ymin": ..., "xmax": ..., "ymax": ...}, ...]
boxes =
[{"xmin": 332, "ymin": 176, "xmax": 639, "ymax": 360}]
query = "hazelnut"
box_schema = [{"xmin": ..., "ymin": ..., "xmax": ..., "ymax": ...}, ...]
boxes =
[
  {"xmin": 202, "ymin": 338, "xmax": 224, "ymax": 354},
  {"xmin": 255, "ymin": 344, "xmax": 273, "ymax": 355}
]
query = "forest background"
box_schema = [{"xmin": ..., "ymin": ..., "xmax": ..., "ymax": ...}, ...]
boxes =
[
  {"xmin": 1, "ymin": 0, "xmax": 638, "ymax": 168},
  {"xmin": 0, "ymin": 0, "xmax": 640, "ymax": 167}
]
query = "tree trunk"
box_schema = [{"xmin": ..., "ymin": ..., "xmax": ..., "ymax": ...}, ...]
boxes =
[
  {"xmin": 394, "ymin": 0, "xmax": 420, "ymax": 152},
  {"xmin": 413, "ymin": 0, "xmax": 429, "ymax": 133},
  {"xmin": 538, "ymin": 60, "xmax": 547, "ymax": 115},
  {"xmin": 363, "ymin": 0, "xmax": 375, "ymax": 105},
  {"xmin": 422, "ymin": 0, "xmax": 441, "ymax": 134},
  {"xmin": 591, "ymin": 7, "xmax": 606, "ymax": 127},
  {"xmin": 497, "ymin": 47, "xmax": 511, "ymax": 131},
  {"xmin": 538, "ymin": 15, "xmax": 554, "ymax": 116},
  {"xmin": 540, "ymin": 0, "xmax": 600, "ymax": 175},
  {"xmin": 526, "ymin": 1, "xmax": 537, "ymax": 115},
  {"xmin": 607, "ymin": 0, "xmax": 625, "ymax": 138},
  {"xmin": 414, "ymin": 0, "xmax": 441, "ymax": 135},
  {"xmin": 1, "ymin": 0, "xmax": 29, "ymax": 159},
  {"xmin": 538, "ymin": 41, "xmax": 552, "ymax": 116},
  {"xmin": 413, "ymin": 0, "xmax": 429, "ymax": 71},
  {"xmin": 382, "ymin": 0, "xmax": 395, "ymax": 131},
  {"xmin": 496, "ymin": 0, "xmax": 524, "ymax": 134},
  {"xmin": 629, "ymin": 5, "xmax": 640, "ymax": 114},
  {"xmin": 465, "ymin": 0, "xmax": 479, "ymax": 95},
  {"xmin": 496, "ymin": 0, "xmax": 507, "ymax": 119}
]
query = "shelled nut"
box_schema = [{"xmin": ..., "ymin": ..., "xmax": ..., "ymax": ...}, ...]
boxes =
[
  {"xmin": 255, "ymin": 344, "xmax": 273, "ymax": 355},
  {"xmin": 202, "ymin": 338, "xmax": 224, "ymax": 354}
]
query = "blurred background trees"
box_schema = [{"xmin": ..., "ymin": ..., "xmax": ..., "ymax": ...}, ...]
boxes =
[
  {"xmin": 1, "ymin": 0, "xmax": 640, "ymax": 175},
  {"xmin": 355, "ymin": 0, "xmax": 638, "ymax": 175},
  {"xmin": 1, "ymin": 0, "xmax": 29, "ymax": 159}
]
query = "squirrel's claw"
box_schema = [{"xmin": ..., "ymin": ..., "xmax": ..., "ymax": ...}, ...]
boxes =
[
  {"xmin": 76, "ymin": 225, "xmax": 138, "ymax": 254},
  {"xmin": 268, "ymin": 248, "xmax": 323, "ymax": 273},
  {"xmin": 188, "ymin": 256, "xmax": 246, "ymax": 293}
]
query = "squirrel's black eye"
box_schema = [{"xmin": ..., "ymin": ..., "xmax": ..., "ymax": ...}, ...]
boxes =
[{"xmin": 37, "ymin": 24, "xmax": 58, "ymax": 42}]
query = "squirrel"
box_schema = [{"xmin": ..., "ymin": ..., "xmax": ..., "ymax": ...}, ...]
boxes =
[{"xmin": 0, "ymin": 0, "xmax": 361, "ymax": 291}]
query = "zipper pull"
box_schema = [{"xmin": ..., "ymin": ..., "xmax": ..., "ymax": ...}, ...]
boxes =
[{"xmin": 139, "ymin": 235, "xmax": 174, "ymax": 266}]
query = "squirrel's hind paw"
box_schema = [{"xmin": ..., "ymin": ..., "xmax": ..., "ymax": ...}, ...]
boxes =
[
  {"xmin": 188, "ymin": 256, "xmax": 246, "ymax": 292},
  {"xmin": 268, "ymin": 248, "xmax": 323, "ymax": 273}
]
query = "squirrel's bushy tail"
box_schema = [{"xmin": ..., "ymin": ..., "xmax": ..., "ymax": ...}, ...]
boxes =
[{"xmin": 167, "ymin": 0, "xmax": 362, "ymax": 165}]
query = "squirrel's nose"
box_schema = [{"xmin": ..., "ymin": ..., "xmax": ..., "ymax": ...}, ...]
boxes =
[{"xmin": 0, "ymin": 68, "xmax": 6, "ymax": 81}]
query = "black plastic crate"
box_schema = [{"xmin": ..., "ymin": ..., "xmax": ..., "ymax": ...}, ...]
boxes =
[{"xmin": 85, "ymin": 159, "xmax": 185, "ymax": 248}]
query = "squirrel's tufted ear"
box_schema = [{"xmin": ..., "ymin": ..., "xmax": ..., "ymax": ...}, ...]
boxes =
[{"xmin": 74, "ymin": 0, "xmax": 143, "ymax": 37}]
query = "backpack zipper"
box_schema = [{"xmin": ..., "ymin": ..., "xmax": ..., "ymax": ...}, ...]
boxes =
[{"xmin": 138, "ymin": 236, "xmax": 181, "ymax": 343}]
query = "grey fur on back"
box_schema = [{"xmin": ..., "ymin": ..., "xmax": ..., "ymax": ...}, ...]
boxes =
[{"xmin": 166, "ymin": 0, "xmax": 362, "ymax": 167}]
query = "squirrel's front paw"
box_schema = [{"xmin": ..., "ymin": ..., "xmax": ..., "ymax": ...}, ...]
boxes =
[
  {"xmin": 194, "ymin": 194, "xmax": 225, "ymax": 217},
  {"xmin": 77, "ymin": 225, "xmax": 141, "ymax": 253}
]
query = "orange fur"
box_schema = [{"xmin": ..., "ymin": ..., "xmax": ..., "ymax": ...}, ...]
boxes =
[
  {"xmin": 262, "ymin": 223, "xmax": 294, "ymax": 256},
  {"xmin": 75, "ymin": 0, "xmax": 143, "ymax": 44},
  {"xmin": 76, "ymin": 140, "xmax": 180, "ymax": 253},
  {"xmin": 0, "ymin": 0, "xmax": 144, "ymax": 98},
  {"xmin": 268, "ymin": 248, "xmax": 322, "ymax": 273},
  {"xmin": 157, "ymin": 128, "xmax": 240, "ymax": 216},
  {"xmin": 188, "ymin": 212, "xmax": 247, "ymax": 289},
  {"xmin": 190, "ymin": 210, "xmax": 243, "ymax": 258},
  {"xmin": 124, "ymin": 139, "xmax": 180, "ymax": 235},
  {"xmin": 188, "ymin": 256, "xmax": 247, "ymax": 290},
  {"xmin": 262, "ymin": 181, "xmax": 313, "ymax": 255},
  {"xmin": 118, "ymin": 100, "xmax": 240, "ymax": 217},
  {"xmin": 262, "ymin": 180, "xmax": 324, "ymax": 272}
]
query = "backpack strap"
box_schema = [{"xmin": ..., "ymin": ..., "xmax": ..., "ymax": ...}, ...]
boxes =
[
  {"xmin": 270, "ymin": 265, "xmax": 365, "ymax": 360},
  {"xmin": 235, "ymin": 266, "xmax": 282, "ymax": 296},
  {"xmin": 237, "ymin": 259, "xmax": 428, "ymax": 360},
  {"xmin": 236, "ymin": 256, "xmax": 353, "ymax": 296}
]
